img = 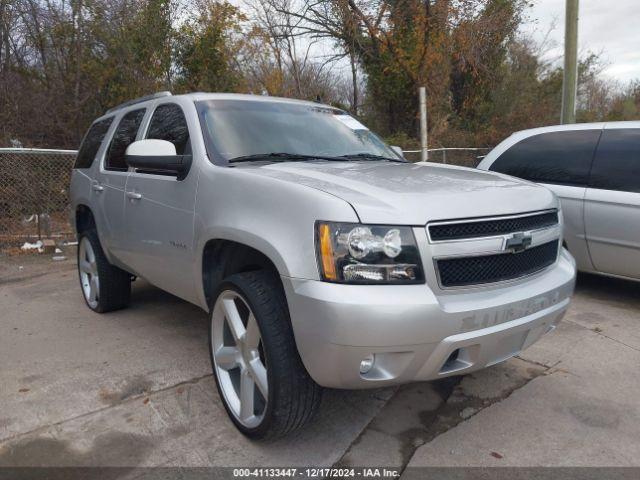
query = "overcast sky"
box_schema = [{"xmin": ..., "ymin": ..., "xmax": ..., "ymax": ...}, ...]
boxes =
[{"xmin": 522, "ymin": 0, "xmax": 640, "ymax": 83}]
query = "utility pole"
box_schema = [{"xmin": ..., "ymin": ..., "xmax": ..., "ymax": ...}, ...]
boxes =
[
  {"xmin": 561, "ymin": 0, "xmax": 579, "ymax": 124},
  {"xmin": 419, "ymin": 87, "xmax": 428, "ymax": 161}
]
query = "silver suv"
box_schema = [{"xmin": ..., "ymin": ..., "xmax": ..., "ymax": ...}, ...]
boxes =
[{"xmin": 70, "ymin": 92, "xmax": 576, "ymax": 439}]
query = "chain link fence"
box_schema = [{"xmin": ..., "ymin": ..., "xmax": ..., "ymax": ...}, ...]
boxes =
[
  {"xmin": 402, "ymin": 147, "xmax": 491, "ymax": 166},
  {"xmin": 0, "ymin": 148, "xmax": 78, "ymax": 252}
]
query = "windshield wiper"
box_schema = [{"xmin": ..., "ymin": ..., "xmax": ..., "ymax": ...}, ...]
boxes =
[
  {"xmin": 228, "ymin": 152, "xmax": 407, "ymax": 164},
  {"xmin": 228, "ymin": 152, "xmax": 349, "ymax": 163},
  {"xmin": 338, "ymin": 153, "xmax": 407, "ymax": 163}
]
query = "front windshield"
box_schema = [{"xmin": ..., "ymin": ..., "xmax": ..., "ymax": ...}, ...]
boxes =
[{"xmin": 196, "ymin": 99, "xmax": 400, "ymax": 163}]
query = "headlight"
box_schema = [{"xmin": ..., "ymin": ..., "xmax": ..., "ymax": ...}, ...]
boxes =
[{"xmin": 316, "ymin": 222, "xmax": 424, "ymax": 284}]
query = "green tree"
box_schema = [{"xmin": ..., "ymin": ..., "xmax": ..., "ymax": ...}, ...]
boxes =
[
  {"xmin": 173, "ymin": 0, "xmax": 246, "ymax": 93},
  {"xmin": 86, "ymin": 0, "xmax": 174, "ymax": 113}
]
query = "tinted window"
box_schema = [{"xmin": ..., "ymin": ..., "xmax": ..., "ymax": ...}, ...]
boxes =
[
  {"xmin": 105, "ymin": 109, "xmax": 146, "ymax": 171},
  {"xmin": 74, "ymin": 118, "xmax": 114, "ymax": 169},
  {"xmin": 490, "ymin": 130, "xmax": 601, "ymax": 186},
  {"xmin": 146, "ymin": 104, "xmax": 191, "ymax": 155},
  {"xmin": 589, "ymin": 129, "xmax": 640, "ymax": 193}
]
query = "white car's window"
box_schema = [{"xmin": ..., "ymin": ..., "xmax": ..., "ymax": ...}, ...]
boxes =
[
  {"xmin": 589, "ymin": 129, "xmax": 640, "ymax": 193},
  {"xmin": 197, "ymin": 100, "xmax": 398, "ymax": 162},
  {"xmin": 489, "ymin": 130, "xmax": 601, "ymax": 186}
]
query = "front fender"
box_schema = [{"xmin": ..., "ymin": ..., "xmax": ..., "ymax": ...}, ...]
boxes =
[{"xmin": 192, "ymin": 164, "xmax": 359, "ymax": 310}]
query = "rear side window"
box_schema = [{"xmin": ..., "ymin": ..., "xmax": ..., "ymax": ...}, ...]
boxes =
[
  {"xmin": 105, "ymin": 109, "xmax": 146, "ymax": 171},
  {"xmin": 589, "ymin": 129, "xmax": 640, "ymax": 193},
  {"xmin": 146, "ymin": 104, "xmax": 191, "ymax": 155},
  {"xmin": 489, "ymin": 130, "xmax": 601, "ymax": 186},
  {"xmin": 74, "ymin": 118, "xmax": 114, "ymax": 169}
]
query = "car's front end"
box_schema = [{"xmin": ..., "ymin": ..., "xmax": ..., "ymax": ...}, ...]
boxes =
[{"xmin": 283, "ymin": 209, "xmax": 575, "ymax": 388}]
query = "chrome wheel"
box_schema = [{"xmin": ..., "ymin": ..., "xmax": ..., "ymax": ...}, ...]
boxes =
[
  {"xmin": 79, "ymin": 236, "xmax": 99, "ymax": 309},
  {"xmin": 211, "ymin": 290, "xmax": 268, "ymax": 429}
]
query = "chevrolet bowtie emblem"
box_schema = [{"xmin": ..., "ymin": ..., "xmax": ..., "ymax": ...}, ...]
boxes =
[{"xmin": 505, "ymin": 232, "xmax": 533, "ymax": 253}]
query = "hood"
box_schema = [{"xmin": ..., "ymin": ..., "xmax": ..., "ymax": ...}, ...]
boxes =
[{"xmin": 236, "ymin": 161, "xmax": 557, "ymax": 225}]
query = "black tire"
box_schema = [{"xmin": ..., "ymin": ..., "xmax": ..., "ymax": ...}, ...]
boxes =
[
  {"xmin": 208, "ymin": 270, "xmax": 322, "ymax": 439},
  {"xmin": 77, "ymin": 229, "xmax": 131, "ymax": 313}
]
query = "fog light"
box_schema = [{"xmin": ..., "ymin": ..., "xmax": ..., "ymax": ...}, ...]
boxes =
[{"xmin": 359, "ymin": 354, "xmax": 375, "ymax": 374}]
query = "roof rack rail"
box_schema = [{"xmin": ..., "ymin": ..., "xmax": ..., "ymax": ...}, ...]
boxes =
[{"xmin": 105, "ymin": 91, "xmax": 172, "ymax": 114}]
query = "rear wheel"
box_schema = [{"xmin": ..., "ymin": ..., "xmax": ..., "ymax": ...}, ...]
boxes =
[
  {"xmin": 209, "ymin": 270, "xmax": 322, "ymax": 439},
  {"xmin": 77, "ymin": 230, "xmax": 131, "ymax": 313}
]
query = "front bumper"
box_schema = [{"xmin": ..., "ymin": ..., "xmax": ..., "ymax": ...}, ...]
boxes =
[{"xmin": 282, "ymin": 249, "xmax": 576, "ymax": 389}]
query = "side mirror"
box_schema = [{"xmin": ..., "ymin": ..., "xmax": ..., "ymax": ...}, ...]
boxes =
[
  {"xmin": 125, "ymin": 139, "xmax": 192, "ymax": 180},
  {"xmin": 390, "ymin": 145, "xmax": 405, "ymax": 159}
]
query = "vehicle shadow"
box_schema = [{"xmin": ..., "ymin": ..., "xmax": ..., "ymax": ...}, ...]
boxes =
[
  {"xmin": 126, "ymin": 279, "xmax": 210, "ymax": 334},
  {"xmin": 575, "ymin": 272, "xmax": 640, "ymax": 309}
]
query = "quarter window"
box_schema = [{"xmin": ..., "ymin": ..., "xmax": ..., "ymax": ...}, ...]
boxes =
[
  {"xmin": 74, "ymin": 118, "xmax": 114, "ymax": 169},
  {"xmin": 105, "ymin": 109, "xmax": 146, "ymax": 171},
  {"xmin": 589, "ymin": 129, "xmax": 640, "ymax": 193},
  {"xmin": 146, "ymin": 104, "xmax": 191, "ymax": 155},
  {"xmin": 489, "ymin": 130, "xmax": 601, "ymax": 186}
]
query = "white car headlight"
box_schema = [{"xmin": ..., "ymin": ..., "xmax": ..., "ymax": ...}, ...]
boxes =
[{"xmin": 316, "ymin": 222, "xmax": 424, "ymax": 284}]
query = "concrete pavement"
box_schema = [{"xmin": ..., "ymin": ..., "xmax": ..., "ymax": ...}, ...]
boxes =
[
  {"xmin": 0, "ymin": 254, "xmax": 638, "ymax": 470},
  {"xmin": 403, "ymin": 273, "xmax": 640, "ymax": 469}
]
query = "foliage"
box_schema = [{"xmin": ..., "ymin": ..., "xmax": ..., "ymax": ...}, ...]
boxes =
[
  {"xmin": 0, "ymin": 0, "xmax": 638, "ymax": 150},
  {"xmin": 173, "ymin": 1, "xmax": 246, "ymax": 93}
]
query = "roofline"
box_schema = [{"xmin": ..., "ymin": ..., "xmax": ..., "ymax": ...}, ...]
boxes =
[
  {"xmin": 511, "ymin": 120, "xmax": 640, "ymax": 138},
  {"xmin": 96, "ymin": 92, "xmax": 345, "ymax": 122},
  {"xmin": 105, "ymin": 91, "xmax": 172, "ymax": 114},
  {"xmin": 188, "ymin": 92, "xmax": 333, "ymax": 108}
]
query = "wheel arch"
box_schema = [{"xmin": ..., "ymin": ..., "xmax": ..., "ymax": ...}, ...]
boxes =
[
  {"xmin": 200, "ymin": 237, "xmax": 284, "ymax": 310},
  {"xmin": 75, "ymin": 204, "xmax": 96, "ymax": 234},
  {"xmin": 74, "ymin": 204, "xmax": 120, "ymax": 267}
]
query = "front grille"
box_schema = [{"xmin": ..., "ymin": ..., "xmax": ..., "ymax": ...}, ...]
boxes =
[
  {"xmin": 429, "ymin": 211, "xmax": 558, "ymax": 241},
  {"xmin": 437, "ymin": 241, "xmax": 559, "ymax": 288}
]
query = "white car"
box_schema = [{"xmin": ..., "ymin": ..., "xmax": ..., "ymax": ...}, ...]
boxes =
[{"xmin": 478, "ymin": 122, "xmax": 640, "ymax": 282}]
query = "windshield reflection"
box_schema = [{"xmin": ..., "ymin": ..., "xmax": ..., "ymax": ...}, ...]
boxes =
[{"xmin": 196, "ymin": 99, "xmax": 400, "ymax": 164}]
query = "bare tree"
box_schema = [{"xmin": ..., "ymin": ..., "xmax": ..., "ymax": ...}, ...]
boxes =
[{"xmin": 244, "ymin": 0, "xmax": 348, "ymax": 104}]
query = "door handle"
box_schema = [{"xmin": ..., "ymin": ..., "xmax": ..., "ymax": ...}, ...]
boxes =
[
  {"xmin": 91, "ymin": 182, "xmax": 104, "ymax": 192},
  {"xmin": 126, "ymin": 191, "xmax": 143, "ymax": 200}
]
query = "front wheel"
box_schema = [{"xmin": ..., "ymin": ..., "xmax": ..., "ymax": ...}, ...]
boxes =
[{"xmin": 209, "ymin": 271, "xmax": 322, "ymax": 439}]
